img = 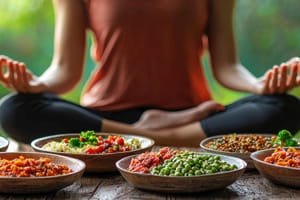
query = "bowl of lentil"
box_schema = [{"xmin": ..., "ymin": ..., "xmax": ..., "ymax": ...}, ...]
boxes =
[
  {"xmin": 0, "ymin": 136, "xmax": 9, "ymax": 152},
  {"xmin": 31, "ymin": 131, "xmax": 154, "ymax": 173},
  {"xmin": 250, "ymin": 147, "xmax": 300, "ymax": 188},
  {"xmin": 0, "ymin": 152, "xmax": 85, "ymax": 194},
  {"xmin": 200, "ymin": 133, "xmax": 277, "ymax": 169},
  {"xmin": 116, "ymin": 147, "xmax": 247, "ymax": 193}
]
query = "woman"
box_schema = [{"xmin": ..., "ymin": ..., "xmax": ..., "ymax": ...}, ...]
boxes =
[{"xmin": 0, "ymin": 0, "xmax": 299, "ymax": 147}]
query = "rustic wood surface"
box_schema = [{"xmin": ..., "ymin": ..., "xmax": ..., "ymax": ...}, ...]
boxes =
[{"xmin": 1, "ymin": 141, "xmax": 299, "ymax": 200}]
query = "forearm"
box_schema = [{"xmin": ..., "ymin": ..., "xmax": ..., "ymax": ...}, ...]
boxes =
[
  {"xmin": 38, "ymin": 0, "xmax": 87, "ymax": 94},
  {"xmin": 38, "ymin": 63, "xmax": 82, "ymax": 94},
  {"xmin": 214, "ymin": 63, "xmax": 259, "ymax": 94}
]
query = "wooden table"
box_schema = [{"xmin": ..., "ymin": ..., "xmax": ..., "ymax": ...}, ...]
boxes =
[{"xmin": 2, "ymin": 142, "xmax": 300, "ymax": 200}]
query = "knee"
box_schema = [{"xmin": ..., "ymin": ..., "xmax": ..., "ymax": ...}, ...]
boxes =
[
  {"xmin": 0, "ymin": 94, "xmax": 22, "ymax": 132},
  {"xmin": 266, "ymin": 94, "xmax": 300, "ymax": 132},
  {"xmin": 0, "ymin": 93, "xmax": 44, "ymax": 137},
  {"xmin": 258, "ymin": 94, "xmax": 299, "ymax": 110},
  {"xmin": 0, "ymin": 93, "xmax": 22, "ymax": 125},
  {"xmin": 272, "ymin": 94, "xmax": 300, "ymax": 114}
]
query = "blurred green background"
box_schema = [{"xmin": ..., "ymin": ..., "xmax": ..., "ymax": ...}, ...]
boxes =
[{"xmin": 0, "ymin": 0, "xmax": 299, "ymax": 137}]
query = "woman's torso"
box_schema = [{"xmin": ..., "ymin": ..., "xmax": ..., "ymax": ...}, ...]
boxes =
[{"xmin": 81, "ymin": 0, "xmax": 212, "ymax": 111}]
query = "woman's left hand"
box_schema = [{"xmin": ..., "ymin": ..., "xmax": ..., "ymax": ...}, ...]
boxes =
[{"xmin": 255, "ymin": 60, "xmax": 300, "ymax": 95}]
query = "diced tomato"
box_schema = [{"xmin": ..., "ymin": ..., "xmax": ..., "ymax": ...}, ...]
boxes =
[
  {"xmin": 86, "ymin": 148, "xmax": 96, "ymax": 154},
  {"xmin": 63, "ymin": 138, "xmax": 69, "ymax": 143},
  {"xmin": 97, "ymin": 140, "xmax": 104, "ymax": 145},
  {"xmin": 98, "ymin": 136, "xmax": 103, "ymax": 141},
  {"xmin": 95, "ymin": 145, "xmax": 105, "ymax": 153},
  {"xmin": 79, "ymin": 136, "xmax": 84, "ymax": 142},
  {"xmin": 104, "ymin": 139, "xmax": 112, "ymax": 145},
  {"xmin": 116, "ymin": 137, "xmax": 124, "ymax": 145}
]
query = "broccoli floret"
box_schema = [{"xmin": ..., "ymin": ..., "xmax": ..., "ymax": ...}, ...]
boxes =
[
  {"xmin": 274, "ymin": 129, "xmax": 299, "ymax": 147},
  {"xmin": 285, "ymin": 139, "xmax": 299, "ymax": 147},
  {"xmin": 80, "ymin": 130, "xmax": 96, "ymax": 140},
  {"xmin": 80, "ymin": 130, "xmax": 98, "ymax": 145},
  {"xmin": 69, "ymin": 138, "xmax": 83, "ymax": 148},
  {"xmin": 277, "ymin": 129, "xmax": 293, "ymax": 141}
]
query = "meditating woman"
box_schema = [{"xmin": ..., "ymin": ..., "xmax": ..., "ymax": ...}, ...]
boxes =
[{"xmin": 0, "ymin": 0, "xmax": 299, "ymax": 146}]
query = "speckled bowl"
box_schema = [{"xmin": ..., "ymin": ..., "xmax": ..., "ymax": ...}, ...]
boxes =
[
  {"xmin": 31, "ymin": 132, "xmax": 154, "ymax": 173},
  {"xmin": 200, "ymin": 134, "xmax": 276, "ymax": 169},
  {"xmin": 250, "ymin": 147, "xmax": 300, "ymax": 188},
  {"xmin": 0, "ymin": 152, "xmax": 85, "ymax": 194},
  {"xmin": 116, "ymin": 152, "xmax": 247, "ymax": 193}
]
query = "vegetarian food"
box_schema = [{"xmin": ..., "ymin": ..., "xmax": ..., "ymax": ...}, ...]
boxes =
[
  {"xmin": 128, "ymin": 147, "xmax": 237, "ymax": 176},
  {"xmin": 264, "ymin": 147, "xmax": 300, "ymax": 168},
  {"xmin": 42, "ymin": 130, "xmax": 141, "ymax": 154},
  {"xmin": 204, "ymin": 133, "xmax": 276, "ymax": 153},
  {"xmin": 273, "ymin": 129, "xmax": 299, "ymax": 147},
  {"xmin": 0, "ymin": 155, "xmax": 72, "ymax": 177}
]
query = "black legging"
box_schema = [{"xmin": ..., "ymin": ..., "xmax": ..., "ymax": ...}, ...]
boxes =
[{"xmin": 0, "ymin": 92, "xmax": 299, "ymax": 144}]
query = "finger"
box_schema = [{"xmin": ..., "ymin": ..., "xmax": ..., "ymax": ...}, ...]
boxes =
[
  {"xmin": 15, "ymin": 62, "xmax": 26, "ymax": 92},
  {"xmin": 261, "ymin": 70, "xmax": 272, "ymax": 95},
  {"xmin": 278, "ymin": 64, "xmax": 287, "ymax": 93},
  {"xmin": 12, "ymin": 62, "xmax": 20, "ymax": 89},
  {"xmin": 287, "ymin": 62, "xmax": 297, "ymax": 89},
  {"xmin": 0, "ymin": 58, "xmax": 7, "ymax": 82},
  {"xmin": 7, "ymin": 61, "xmax": 17, "ymax": 89},
  {"xmin": 269, "ymin": 66, "xmax": 279, "ymax": 94},
  {"xmin": 0, "ymin": 55, "xmax": 11, "ymax": 61},
  {"xmin": 19, "ymin": 63, "xmax": 29, "ymax": 92}
]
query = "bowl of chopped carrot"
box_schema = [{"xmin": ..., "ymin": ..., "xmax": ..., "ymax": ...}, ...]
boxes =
[
  {"xmin": 250, "ymin": 147, "xmax": 300, "ymax": 188},
  {"xmin": 0, "ymin": 152, "xmax": 85, "ymax": 194}
]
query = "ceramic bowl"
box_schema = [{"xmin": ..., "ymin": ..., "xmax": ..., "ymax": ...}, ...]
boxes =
[
  {"xmin": 0, "ymin": 136, "xmax": 9, "ymax": 152},
  {"xmin": 0, "ymin": 152, "xmax": 85, "ymax": 194},
  {"xmin": 116, "ymin": 152, "xmax": 247, "ymax": 193},
  {"xmin": 250, "ymin": 147, "xmax": 300, "ymax": 188},
  {"xmin": 200, "ymin": 134, "xmax": 276, "ymax": 169},
  {"xmin": 31, "ymin": 133, "xmax": 154, "ymax": 173}
]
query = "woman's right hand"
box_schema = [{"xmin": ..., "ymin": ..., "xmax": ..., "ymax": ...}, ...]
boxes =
[{"xmin": 0, "ymin": 56, "xmax": 47, "ymax": 93}]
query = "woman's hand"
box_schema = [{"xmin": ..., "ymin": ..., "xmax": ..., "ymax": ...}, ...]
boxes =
[
  {"xmin": 255, "ymin": 60, "xmax": 300, "ymax": 95},
  {"xmin": 0, "ymin": 56, "xmax": 47, "ymax": 93}
]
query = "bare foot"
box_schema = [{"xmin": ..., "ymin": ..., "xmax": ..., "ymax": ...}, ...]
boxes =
[{"xmin": 133, "ymin": 101, "xmax": 225, "ymax": 130}]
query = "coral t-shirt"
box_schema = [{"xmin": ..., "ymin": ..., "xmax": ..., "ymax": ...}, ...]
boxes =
[{"xmin": 81, "ymin": 0, "xmax": 212, "ymax": 111}]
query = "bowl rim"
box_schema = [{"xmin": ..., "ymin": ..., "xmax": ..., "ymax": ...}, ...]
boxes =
[
  {"xmin": 31, "ymin": 132, "xmax": 155, "ymax": 156},
  {"xmin": 0, "ymin": 151, "xmax": 86, "ymax": 180},
  {"xmin": 0, "ymin": 136, "xmax": 9, "ymax": 149},
  {"xmin": 250, "ymin": 147, "xmax": 300, "ymax": 171},
  {"xmin": 116, "ymin": 151, "xmax": 247, "ymax": 179},
  {"xmin": 200, "ymin": 133, "xmax": 276, "ymax": 155}
]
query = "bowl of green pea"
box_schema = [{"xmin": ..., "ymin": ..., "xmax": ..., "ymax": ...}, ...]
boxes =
[{"xmin": 116, "ymin": 149, "xmax": 247, "ymax": 193}]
